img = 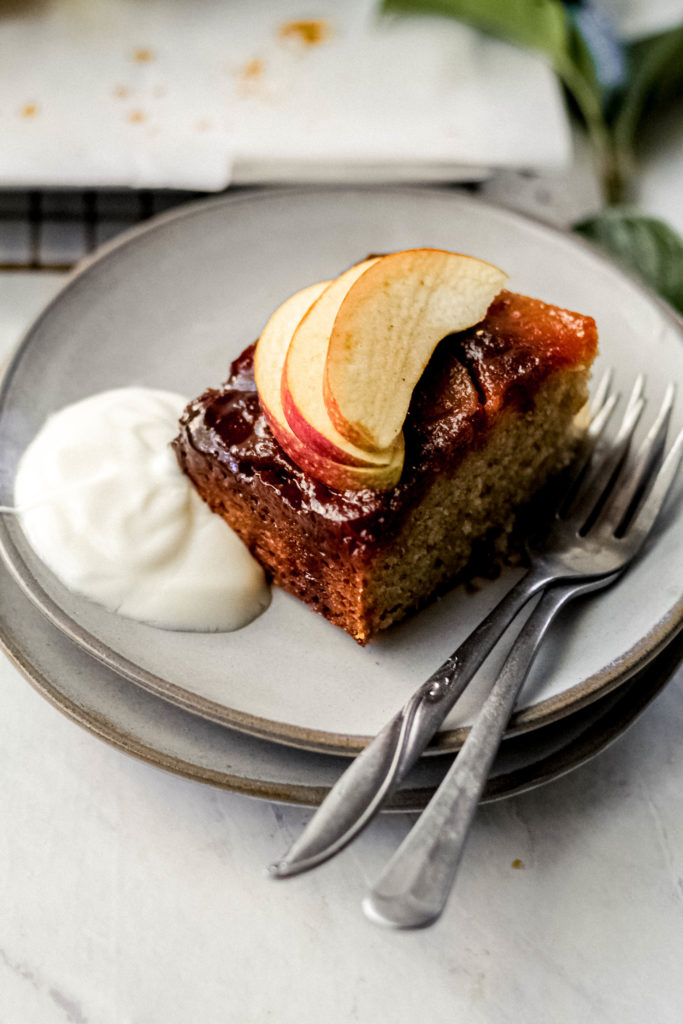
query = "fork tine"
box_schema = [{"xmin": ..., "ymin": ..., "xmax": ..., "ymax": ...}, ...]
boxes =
[
  {"xmin": 587, "ymin": 391, "xmax": 619, "ymax": 444},
  {"xmin": 552, "ymin": 372, "xmax": 617, "ymax": 516},
  {"xmin": 589, "ymin": 368, "xmax": 613, "ymax": 420},
  {"xmin": 567, "ymin": 377, "xmax": 646, "ymax": 530},
  {"xmin": 619, "ymin": 426, "xmax": 683, "ymax": 553},
  {"xmin": 595, "ymin": 383, "xmax": 676, "ymax": 535},
  {"xmin": 587, "ymin": 367, "xmax": 619, "ymax": 443},
  {"xmin": 626, "ymin": 373, "xmax": 646, "ymax": 412}
]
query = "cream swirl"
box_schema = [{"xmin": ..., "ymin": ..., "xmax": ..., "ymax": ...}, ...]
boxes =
[{"xmin": 14, "ymin": 387, "xmax": 270, "ymax": 631}]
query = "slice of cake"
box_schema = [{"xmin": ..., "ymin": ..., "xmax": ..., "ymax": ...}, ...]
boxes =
[{"xmin": 174, "ymin": 253, "xmax": 597, "ymax": 644}]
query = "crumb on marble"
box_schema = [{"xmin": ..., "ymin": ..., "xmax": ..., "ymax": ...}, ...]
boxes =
[
  {"xmin": 240, "ymin": 57, "xmax": 265, "ymax": 80},
  {"xmin": 132, "ymin": 47, "xmax": 155, "ymax": 63},
  {"xmin": 278, "ymin": 19, "xmax": 332, "ymax": 46}
]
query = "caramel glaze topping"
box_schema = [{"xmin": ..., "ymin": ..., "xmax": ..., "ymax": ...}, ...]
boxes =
[{"xmin": 174, "ymin": 291, "xmax": 597, "ymax": 552}]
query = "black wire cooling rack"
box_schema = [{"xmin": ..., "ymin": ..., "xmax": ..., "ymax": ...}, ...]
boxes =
[
  {"xmin": 0, "ymin": 177, "xmax": 557, "ymax": 273},
  {"xmin": 0, "ymin": 188, "xmax": 209, "ymax": 271}
]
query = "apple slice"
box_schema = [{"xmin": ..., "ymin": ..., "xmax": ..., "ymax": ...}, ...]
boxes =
[
  {"xmin": 324, "ymin": 249, "xmax": 508, "ymax": 451},
  {"xmin": 254, "ymin": 281, "xmax": 403, "ymax": 491},
  {"xmin": 281, "ymin": 259, "xmax": 402, "ymax": 471},
  {"xmin": 255, "ymin": 279, "xmax": 329, "ymax": 442}
]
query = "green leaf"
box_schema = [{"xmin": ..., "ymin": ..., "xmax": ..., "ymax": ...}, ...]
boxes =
[
  {"xmin": 609, "ymin": 25, "xmax": 683, "ymax": 185},
  {"xmin": 575, "ymin": 209, "xmax": 683, "ymax": 315},
  {"xmin": 382, "ymin": 0, "xmax": 571, "ymax": 64}
]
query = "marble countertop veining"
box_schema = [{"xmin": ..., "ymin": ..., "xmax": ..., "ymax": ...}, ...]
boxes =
[{"xmin": 1, "ymin": 113, "xmax": 682, "ymax": 1022}]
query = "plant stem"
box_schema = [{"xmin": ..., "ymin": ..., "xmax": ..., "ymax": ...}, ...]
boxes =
[{"xmin": 557, "ymin": 57, "xmax": 627, "ymax": 205}]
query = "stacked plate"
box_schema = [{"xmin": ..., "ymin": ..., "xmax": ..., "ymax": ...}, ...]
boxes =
[{"xmin": 1, "ymin": 188, "xmax": 681, "ymax": 808}]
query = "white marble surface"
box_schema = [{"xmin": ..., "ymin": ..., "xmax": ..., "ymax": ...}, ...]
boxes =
[
  {"xmin": 2, "ymin": 627, "xmax": 683, "ymax": 1023},
  {"xmin": 2, "ymin": 119, "xmax": 683, "ymax": 1021}
]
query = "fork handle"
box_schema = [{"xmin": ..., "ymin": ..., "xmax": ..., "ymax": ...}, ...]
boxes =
[
  {"xmin": 271, "ymin": 566, "xmax": 551, "ymax": 877},
  {"xmin": 363, "ymin": 583, "xmax": 577, "ymax": 929}
]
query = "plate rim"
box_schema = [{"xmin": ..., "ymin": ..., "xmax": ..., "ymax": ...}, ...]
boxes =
[
  {"xmin": 2, "ymin": 556, "xmax": 681, "ymax": 808},
  {"xmin": 0, "ymin": 184, "xmax": 681, "ymax": 756}
]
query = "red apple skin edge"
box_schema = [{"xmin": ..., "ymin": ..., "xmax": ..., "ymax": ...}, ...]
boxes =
[
  {"xmin": 254, "ymin": 270, "xmax": 401, "ymax": 472},
  {"xmin": 279, "ymin": 257, "xmax": 403, "ymax": 470},
  {"xmin": 280, "ymin": 367, "xmax": 403, "ymax": 470},
  {"xmin": 261, "ymin": 405, "xmax": 402, "ymax": 492},
  {"xmin": 253, "ymin": 280, "xmax": 403, "ymax": 486}
]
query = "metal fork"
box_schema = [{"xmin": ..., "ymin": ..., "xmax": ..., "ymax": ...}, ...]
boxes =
[
  {"xmin": 363, "ymin": 383, "xmax": 682, "ymax": 928},
  {"xmin": 271, "ymin": 376, "xmax": 680, "ymax": 880}
]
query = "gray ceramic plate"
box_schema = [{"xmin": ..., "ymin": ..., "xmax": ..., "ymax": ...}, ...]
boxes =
[
  {"xmin": 0, "ymin": 187, "xmax": 681, "ymax": 755},
  {"xmin": 1, "ymin": 551, "xmax": 680, "ymax": 807}
]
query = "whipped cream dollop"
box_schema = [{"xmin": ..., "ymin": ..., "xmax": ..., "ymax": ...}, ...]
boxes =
[{"xmin": 13, "ymin": 387, "xmax": 270, "ymax": 631}]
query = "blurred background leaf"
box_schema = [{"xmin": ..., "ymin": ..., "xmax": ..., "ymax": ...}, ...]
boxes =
[
  {"xmin": 576, "ymin": 210, "xmax": 683, "ymax": 314},
  {"xmin": 609, "ymin": 25, "xmax": 683, "ymax": 196},
  {"xmin": 383, "ymin": 0, "xmax": 572, "ymax": 58}
]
